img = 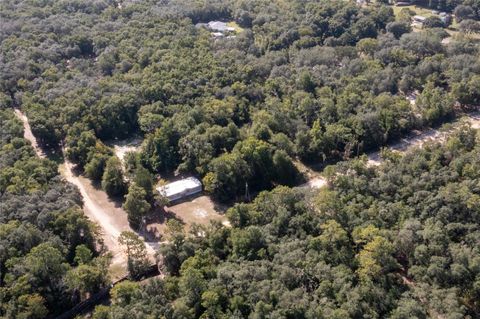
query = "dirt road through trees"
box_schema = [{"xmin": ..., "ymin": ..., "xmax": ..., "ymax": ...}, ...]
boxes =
[{"xmin": 13, "ymin": 109, "xmax": 157, "ymax": 276}]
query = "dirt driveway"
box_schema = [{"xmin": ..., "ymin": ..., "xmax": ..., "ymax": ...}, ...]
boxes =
[
  {"xmin": 299, "ymin": 112, "xmax": 480, "ymax": 187},
  {"xmin": 13, "ymin": 109, "xmax": 157, "ymax": 277},
  {"xmin": 367, "ymin": 112, "xmax": 480, "ymax": 166}
]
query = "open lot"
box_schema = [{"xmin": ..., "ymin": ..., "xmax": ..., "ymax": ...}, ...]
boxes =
[
  {"xmin": 392, "ymin": 4, "xmax": 435, "ymax": 19},
  {"xmin": 108, "ymin": 136, "xmax": 143, "ymax": 163},
  {"xmin": 146, "ymin": 195, "xmax": 229, "ymax": 236}
]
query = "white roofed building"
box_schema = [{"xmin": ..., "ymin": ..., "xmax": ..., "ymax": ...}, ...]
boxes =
[
  {"xmin": 207, "ymin": 21, "xmax": 235, "ymax": 32},
  {"xmin": 157, "ymin": 177, "xmax": 202, "ymax": 203}
]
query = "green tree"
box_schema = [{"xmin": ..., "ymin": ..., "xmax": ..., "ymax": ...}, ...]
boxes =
[
  {"xmin": 101, "ymin": 156, "xmax": 126, "ymax": 197},
  {"xmin": 141, "ymin": 120, "xmax": 180, "ymax": 173},
  {"xmin": 386, "ymin": 21, "xmax": 411, "ymax": 39},
  {"xmin": 65, "ymin": 257, "xmax": 110, "ymax": 299},
  {"xmin": 65, "ymin": 130, "xmax": 97, "ymax": 168},
  {"xmin": 158, "ymin": 219, "xmax": 188, "ymax": 275},
  {"xmin": 74, "ymin": 245, "xmax": 93, "ymax": 265},
  {"xmin": 417, "ymin": 82, "xmax": 454, "ymax": 125},
  {"xmin": 203, "ymin": 152, "xmax": 251, "ymax": 201},
  {"xmin": 123, "ymin": 184, "xmax": 151, "ymax": 229},
  {"xmin": 85, "ymin": 153, "xmax": 110, "ymax": 181},
  {"xmin": 15, "ymin": 294, "xmax": 48, "ymax": 319},
  {"xmin": 423, "ymin": 16, "xmax": 444, "ymax": 28},
  {"xmin": 23, "ymin": 243, "xmax": 69, "ymax": 289},
  {"xmin": 118, "ymin": 231, "xmax": 149, "ymax": 279},
  {"xmin": 110, "ymin": 281, "xmax": 140, "ymax": 306},
  {"xmin": 231, "ymin": 226, "xmax": 267, "ymax": 260},
  {"xmin": 272, "ymin": 150, "xmax": 299, "ymax": 186},
  {"xmin": 133, "ymin": 166, "xmax": 155, "ymax": 201}
]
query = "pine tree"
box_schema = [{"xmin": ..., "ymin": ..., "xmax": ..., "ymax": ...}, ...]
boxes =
[{"xmin": 123, "ymin": 184, "xmax": 151, "ymax": 229}]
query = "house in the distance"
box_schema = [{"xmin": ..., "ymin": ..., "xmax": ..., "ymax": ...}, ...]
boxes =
[
  {"xmin": 195, "ymin": 21, "xmax": 236, "ymax": 38},
  {"xmin": 157, "ymin": 177, "xmax": 203, "ymax": 203},
  {"xmin": 207, "ymin": 21, "xmax": 235, "ymax": 33}
]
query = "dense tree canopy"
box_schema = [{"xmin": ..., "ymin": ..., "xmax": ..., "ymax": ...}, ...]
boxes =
[
  {"xmin": 2, "ymin": 0, "xmax": 480, "ymax": 317},
  {"xmin": 0, "ymin": 110, "xmax": 109, "ymax": 317},
  {"xmin": 96, "ymin": 125, "xmax": 480, "ymax": 319},
  {"xmin": 3, "ymin": 0, "xmax": 480, "ymax": 201}
]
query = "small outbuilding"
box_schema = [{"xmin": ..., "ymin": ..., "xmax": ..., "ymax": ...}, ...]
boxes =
[
  {"xmin": 157, "ymin": 177, "xmax": 202, "ymax": 203},
  {"xmin": 412, "ymin": 15, "xmax": 427, "ymax": 23}
]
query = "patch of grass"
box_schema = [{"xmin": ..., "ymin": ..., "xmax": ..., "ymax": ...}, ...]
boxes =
[
  {"xmin": 391, "ymin": 4, "xmax": 435, "ymax": 19},
  {"xmin": 227, "ymin": 21, "xmax": 244, "ymax": 33}
]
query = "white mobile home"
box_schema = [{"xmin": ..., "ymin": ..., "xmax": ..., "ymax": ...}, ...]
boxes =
[{"xmin": 157, "ymin": 177, "xmax": 202, "ymax": 202}]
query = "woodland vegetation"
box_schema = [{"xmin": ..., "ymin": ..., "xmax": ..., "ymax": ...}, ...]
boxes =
[
  {"xmin": 3, "ymin": 0, "xmax": 480, "ymax": 205},
  {"xmin": 94, "ymin": 126, "xmax": 480, "ymax": 319},
  {"xmin": 0, "ymin": 110, "xmax": 110, "ymax": 318},
  {"xmin": 1, "ymin": 0, "xmax": 480, "ymax": 317}
]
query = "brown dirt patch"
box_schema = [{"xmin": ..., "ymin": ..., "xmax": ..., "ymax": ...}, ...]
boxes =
[{"xmin": 146, "ymin": 196, "xmax": 229, "ymax": 234}]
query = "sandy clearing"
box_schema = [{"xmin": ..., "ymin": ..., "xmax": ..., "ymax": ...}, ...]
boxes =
[
  {"xmin": 168, "ymin": 195, "xmax": 228, "ymax": 226},
  {"xmin": 13, "ymin": 109, "xmax": 157, "ymax": 277},
  {"xmin": 298, "ymin": 177, "xmax": 327, "ymax": 189},
  {"xmin": 149, "ymin": 195, "xmax": 228, "ymax": 233},
  {"xmin": 108, "ymin": 137, "xmax": 142, "ymax": 163}
]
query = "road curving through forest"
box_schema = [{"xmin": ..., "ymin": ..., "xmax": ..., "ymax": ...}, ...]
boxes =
[
  {"xmin": 299, "ymin": 112, "xmax": 480, "ymax": 189},
  {"xmin": 13, "ymin": 108, "xmax": 157, "ymax": 277}
]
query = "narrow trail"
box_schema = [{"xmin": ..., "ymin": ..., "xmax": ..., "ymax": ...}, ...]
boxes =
[
  {"xmin": 367, "ymin": 112, "xmax": 480, "ymax": 166},
  {"xmin": 14, "ymin": 108, "xmax": 46, "ymax": 158},
  {"xmin": 13, "ymin": 109, "xmax": 158, "ymax": 277},
  {"xmin": 299, "ymin": 112, "xmax": 480, "ymax": 189}
]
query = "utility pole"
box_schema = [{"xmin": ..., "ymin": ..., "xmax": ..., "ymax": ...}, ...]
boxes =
[{"xmin": 245, "ymin": 181, "xmax": 250, "ymax": 202}]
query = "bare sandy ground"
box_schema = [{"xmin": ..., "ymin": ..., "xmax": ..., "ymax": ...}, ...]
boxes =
[
  {"xmin": 367, "ymin": 112, "xmax": 480, "ymax": 166},
  {"xmin": 108, "ymin": 137, "xmax": 142, "ymax": 163},
  {"xmin": 169, "ymin": 196, "xmax": 229, "ymax": 228},
  {"xmin": 59, "ymin": 159, "xmax": 158, "ymax": 270},
  {"xmin": 13, "ymin": 109, "xmax": 157, "ymax": 278},
  {"xmin": 59, "ymin": 161, "xmax": 129, "ymax": 266},
  {"xmin": 14, "ymin": 108, "xmax": 46, "ymax": 158},
  {"xmin": 148, "ymin": 195, "xmax": 230, "ymax": 235},
  {"xmin": 300, "ymin": 112, "xmax": 480, "ymax": 188},
  {"xmin": 300, "ymin": 177, "xmax": 327, "ymax": 189}
]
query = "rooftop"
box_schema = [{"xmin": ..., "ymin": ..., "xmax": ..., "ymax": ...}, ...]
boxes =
[
  {"xmin": 207, "ymin": 21, "xmax": 235, "ymax": 32},
  {"xmin": 413, "ymin": 15, "xmax": 427, "ymax": 22},
  {"xmin": 157, "ymin": 177, "xmax": 202, "ymax": 198}
]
